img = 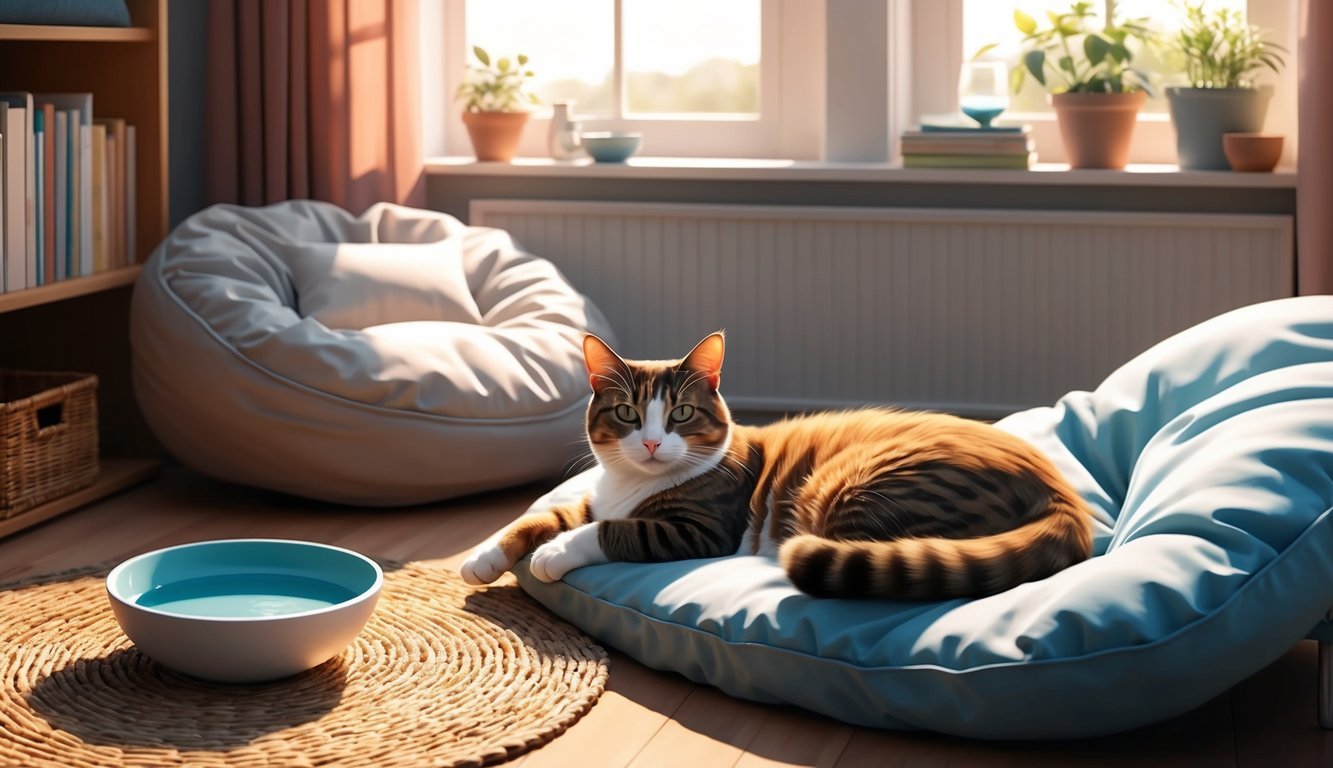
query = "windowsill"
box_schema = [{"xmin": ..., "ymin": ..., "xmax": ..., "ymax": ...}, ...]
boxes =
[{"xmin": 425, "ymin": 156, "xmax": 1297, "ymax": 188}]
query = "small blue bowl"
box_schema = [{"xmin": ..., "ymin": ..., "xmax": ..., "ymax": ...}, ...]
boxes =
[
  {"xmin": 106, "ymin": 539, "xmax": 383, "ymax": 683},
  {"xmin": 580, "ymin": 131, "xmax": 643, "ymax": 163}
]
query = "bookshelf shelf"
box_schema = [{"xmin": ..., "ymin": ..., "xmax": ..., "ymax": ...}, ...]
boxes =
[
  {"xmin": 0, "ymin": 24, "xmax": 153, "ymax": 43},
  {"xmin": 0, "ymin": 266, "xmax": 143, "ymax": 314}
]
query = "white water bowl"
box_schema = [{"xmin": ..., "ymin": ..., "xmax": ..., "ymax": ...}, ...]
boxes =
[
  {"xmin": 580, "ymin": 131, "xmax": 643, "ymax": 163},
  {"xmin": 106, "ymin": 539, "xmax": 383, "ymax": 683}
]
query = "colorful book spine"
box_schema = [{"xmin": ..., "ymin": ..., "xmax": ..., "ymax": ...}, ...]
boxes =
[
  {"xmin": 106, "ymin": 131, "xmax": 118, "ymax": 268},
  {"xmin": 41, "ymin": 102, "xmax": 55, "ymax": 286},
  {"xmin": 126, "ymin": 124, "xmax": 136, "ymax": 265},
  {"xmin": 80, "ymin": 116, "xmax": 91, "ymax": 276},
  {"xmin": 0, "ymin": 102, "xmax": 26, "ymax": 293},
  {"xmin": 65, "ymin": 109, "xmax": 79, "ymax": 278},
  {"xmin": 36, "ymin": 94, "xmax": 95, "ymax": 279},
  {"xmin": 91, "ymin": 122, "xmax": 106, "ymax": 274},
  {"xmin": 900, "ymin": 138, "xmax": 1035, "ymax": 156},
  {"xmin": 55, "ymin": 110, "xmax": 67, "ymax": 281},
  {"xmin": 96, "ymin": 117, "xmax": 126, "ymax": 269},
  {"xmin": 902, "ymin": 152, "xmax": 1035, "ymax": 169},
  {"xmin": 1, "ymin": 93, "xmax": 40, "ymax": 289},
  {"xmin": 33, "ymin": 108, "xmax": 43, "ymax": 285},
  {"xmin": 0, "ymin": 93, "xmax": 134, "ymax": 288}
]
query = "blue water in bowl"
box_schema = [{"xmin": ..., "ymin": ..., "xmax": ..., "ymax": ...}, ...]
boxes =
[{"xmin": 136, "ymin": 573, "xmax": 358, "ymax": 618}]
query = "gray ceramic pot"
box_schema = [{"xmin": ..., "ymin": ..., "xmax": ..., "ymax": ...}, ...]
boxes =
[{"xmin": 1166, "ymin": 86, "xmax": 1272, "ymax": 170}]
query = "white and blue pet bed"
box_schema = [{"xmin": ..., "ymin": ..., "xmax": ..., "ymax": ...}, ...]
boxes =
[{"xmin": 516, "ymin": 296, "xmax": 1333, "ymax": 739}]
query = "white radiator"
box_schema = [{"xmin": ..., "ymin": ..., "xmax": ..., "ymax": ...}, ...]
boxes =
[{"xmin": 470, "ymin": 200, "xmax": 1294, "ymax": 417}]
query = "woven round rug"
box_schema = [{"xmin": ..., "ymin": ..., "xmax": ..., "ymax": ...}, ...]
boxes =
[{"xmin": 0, "ymin": 560, "xmax": 608, "ymax": 768}]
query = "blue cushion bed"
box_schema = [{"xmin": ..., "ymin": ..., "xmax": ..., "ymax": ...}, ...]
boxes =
[{"xmin": 513, "ymin": 296, "xmax": 1333, "ymax": 739}]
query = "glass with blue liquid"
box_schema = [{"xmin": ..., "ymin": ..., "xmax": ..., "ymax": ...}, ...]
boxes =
[{"xmin": 958, "ymin": 61, "xmax": 1009, "ymax": 128}]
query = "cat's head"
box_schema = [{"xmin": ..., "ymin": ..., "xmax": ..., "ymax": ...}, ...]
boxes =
[{"xmin": 581, "ymin": 332, "xmax": 732, "ymax": 478}]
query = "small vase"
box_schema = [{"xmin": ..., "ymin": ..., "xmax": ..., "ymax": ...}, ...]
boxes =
[{"xmin": 547, "ymin": 100, "xmax": 583, "ymax": 161}]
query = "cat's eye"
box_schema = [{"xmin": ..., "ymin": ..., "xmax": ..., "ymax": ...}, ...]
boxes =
[
  {"xmin": 614, "ymin": 404, "xmax": 639, "ymax": 423},
  {"xmin": 670, "ymin": 404, "xmax": 695, "ymax": 423}
]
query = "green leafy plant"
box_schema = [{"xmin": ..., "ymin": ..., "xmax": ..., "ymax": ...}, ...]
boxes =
[
  {"xmin": 1005, "ymin": 1, "xmax": 1157, "ymax": 96},
  {"xmin": 1171, "ymin": 2, "xmax": 1285, "ymax": 88},
  {"xmin": 455, "ymin": 46, "xmax": 540, "ymax": 113}
]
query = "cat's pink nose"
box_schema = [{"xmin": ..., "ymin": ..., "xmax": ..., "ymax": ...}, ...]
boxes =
[{"xmin": 643, "ymin": 439, "xmax": 660, "ymax": 456}]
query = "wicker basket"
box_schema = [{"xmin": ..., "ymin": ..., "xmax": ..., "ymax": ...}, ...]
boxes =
[{"xmin": 0, "ymin": 371, "xmax": 99, "ymax": 518}]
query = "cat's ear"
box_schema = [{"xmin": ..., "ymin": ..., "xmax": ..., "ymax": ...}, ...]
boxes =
[
  {"xmin": 681, "ymin": 332, "xmax": 725, "ymax": 391},
  {"xmin": 583, "ymin": 333, "xmax": 629, "ymax": 394}
]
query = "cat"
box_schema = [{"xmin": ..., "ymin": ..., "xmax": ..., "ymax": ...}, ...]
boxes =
[{"xmin": 460, "ymin": 332, "xmax": 1094, "ymax": 600}]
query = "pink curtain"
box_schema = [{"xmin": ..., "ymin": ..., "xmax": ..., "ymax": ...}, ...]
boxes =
[
  {"xmin": 1298, "ymin": 0, "xmax": 1333, "ymax": 294},
  {"xmin": 206, "ymin": 0, "xmax": 425, "ymax": 213}
]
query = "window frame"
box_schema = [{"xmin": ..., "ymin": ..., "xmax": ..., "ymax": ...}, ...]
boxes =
[
  {"xmin": 438, "ymin": 0, "xmax": 823, "ymax": 160},
  {"xmin": 425, "ymin": 0, "xmax": 1298, "ymax": 167},
  {"xmin": 908, "ymin": 0, "xmax": 1300, "ymax": 167}
]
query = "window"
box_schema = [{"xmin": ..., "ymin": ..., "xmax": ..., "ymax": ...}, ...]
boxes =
[
  {"xmin": 914, "ymin": 0, "xmax": 1297, "ymax": 165},
  {"xmin": 427, "ymin": 0, "xmax": 1296, "ymax": 167},
  {"xmin": 440, "ymin": 0, "xmax": 821, "ymax": 159}
]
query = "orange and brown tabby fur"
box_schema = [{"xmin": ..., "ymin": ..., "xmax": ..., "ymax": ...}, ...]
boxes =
[{"xmin": 460, "ymin": 332, "xmax": 1093, "ymax": 600}]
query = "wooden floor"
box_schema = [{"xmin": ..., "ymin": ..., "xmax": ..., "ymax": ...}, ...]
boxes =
[{"xmin": 2, "ymin": 468, "xmax": 1330, "ymax": 768}]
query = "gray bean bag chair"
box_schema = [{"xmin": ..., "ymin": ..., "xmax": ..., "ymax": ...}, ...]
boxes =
[{"xmin": 131, "ymin": 200, "xmax": 613, "ymax": 505}]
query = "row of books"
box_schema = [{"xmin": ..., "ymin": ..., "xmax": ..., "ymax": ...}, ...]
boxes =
[
  {"xmin": 900, "ymin": 119, "xmax": 1035, "ymax": 170},
  {"xmin": 1, "ymin": 92, "xmax": 137, "ymax": 294}
]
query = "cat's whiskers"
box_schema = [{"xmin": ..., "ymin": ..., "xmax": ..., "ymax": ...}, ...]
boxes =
[
  {"xmin": 591, "ymin": 381, "xmax": 630, "ymax": 400},
  {"xmin": 675, "ymin": 369, "xmax": 710, "ymax": 399},
  {"xmin": 600, "ymin": 445, "xmax": 637, "ymax": 472},
  {"xmin": 725, "ymin": 449, "xmax": 758, "ymax": 482},
  {"xmin": 561, "ymin": 433, "xmax": 600, "ymax": 476},
  {"xmin": 563, "ymin": 452, "xmax": 600, "ymax": 477},
  {"xmin": 593, "ymin": 367, "xmax": 636, "ymax": 400},
  {"xmin": 684, "ymin": 449, "xmax": 738, "ymax": 484}
]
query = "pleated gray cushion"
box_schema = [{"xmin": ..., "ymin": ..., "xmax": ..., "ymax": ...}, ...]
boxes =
[{"xmin": 132, "ymin": 200, "xmax": 613, "ymax": 505}]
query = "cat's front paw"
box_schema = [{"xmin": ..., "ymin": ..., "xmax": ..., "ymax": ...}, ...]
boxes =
[
  {"xmin": 459, "ymin": 543, "xmax": 511, "ymax": 585},
  {"xmin": 529, "ymin": 525, "xmax": 607, "ymax": 583},
  {"xmin": 529, "ymin": 539, "xmax": 576, "ymax": 583}
]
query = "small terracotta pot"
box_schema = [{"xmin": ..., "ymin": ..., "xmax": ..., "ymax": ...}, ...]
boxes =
[
  {"xmin": 461, "ymin": 111, "xmax": 530, "ymax": 162},
  {"xmin": 1222, "ymin": 132, "xmax": 1283, "ymax": 173},
  {"xmin": 1050, "ymin": 91, "xmax": 1147, "ymax": 170}
]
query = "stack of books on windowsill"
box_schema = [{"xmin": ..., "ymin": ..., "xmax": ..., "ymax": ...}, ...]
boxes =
[{"xmin": 900, "ymin": 119, "xmax": 1035, "ymax": 170}]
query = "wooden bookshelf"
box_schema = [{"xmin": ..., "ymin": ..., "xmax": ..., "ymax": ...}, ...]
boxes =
[
  {"xmin": 0, "ymin": 0, "xmax": 168, "ymax": 536},
  {"xmin": 0, "ymin": 0, "xmax": 166, "ymax": 312}
]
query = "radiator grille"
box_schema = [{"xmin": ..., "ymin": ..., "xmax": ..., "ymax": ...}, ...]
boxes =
[{"xmin": 471, "ymin": 200, "xmax": 1293, "ymax": 416}]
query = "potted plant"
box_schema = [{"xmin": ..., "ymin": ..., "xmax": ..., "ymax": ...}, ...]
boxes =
[
  {"xmin": 1165, "ymin": 3, "xmax": 1286, "ymax": 170},
  {"xmin": 1009, "ymin": 1, "xmax": 1157, "ymax": 169},
  {"xmin": 455, "ymin": 46, "xmax": 540, "ymax": 162}
]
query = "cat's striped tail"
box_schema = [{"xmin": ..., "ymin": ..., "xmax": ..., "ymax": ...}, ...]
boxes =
[{"xmin": 778, "ymin": 499, "xmax": 1093, "ymax": 600}]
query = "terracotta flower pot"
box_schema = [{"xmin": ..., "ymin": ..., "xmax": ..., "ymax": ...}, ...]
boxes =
[
  {"xmin": 1222, "ymin": 132, "xmax": 1283, "ymax": 172},
  {"xmin": 1050, "ymin": 91, "xmax": 1148, "ymax": 170},
  {"xmin": 461, "ymin": 110, "xmax": 530, "ymax": 162}
]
